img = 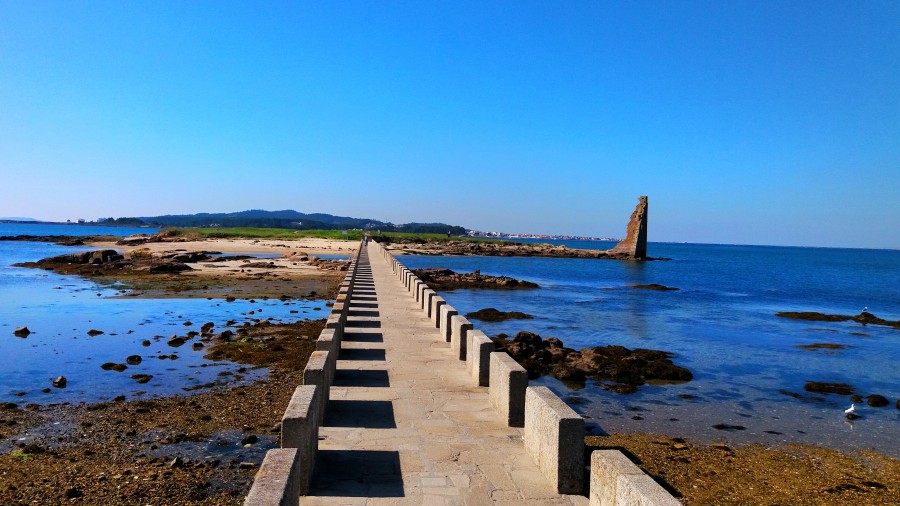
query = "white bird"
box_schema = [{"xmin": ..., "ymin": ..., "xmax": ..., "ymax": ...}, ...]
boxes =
[
  {"xmin": 862, "ymin": 306, "xmax": 869, "ymax": 313},
  {"xmin": 844, "ymin": 403, "xmax": 856, "ymax": 414}
]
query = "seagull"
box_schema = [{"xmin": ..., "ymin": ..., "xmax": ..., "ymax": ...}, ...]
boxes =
[{"xmin": 844, "ymin": 403, "xmax": 856, "ymax": 415}]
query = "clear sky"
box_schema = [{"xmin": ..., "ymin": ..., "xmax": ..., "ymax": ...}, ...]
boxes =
[{"xmin": 1, "ymin": 1, "xmax": 897, "ymax": 248}]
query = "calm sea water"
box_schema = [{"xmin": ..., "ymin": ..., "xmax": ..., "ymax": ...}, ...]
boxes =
[
  {"xmin": 402, "ymin": 240, "xmax": 900, "ymax": 457},
  {"xmin": 0, "ymin": 222, "xmax": 159, "ymax": 237},
  {"xmin": 0, "ymin": 223, "xmax": 329, "ymax": 405}
]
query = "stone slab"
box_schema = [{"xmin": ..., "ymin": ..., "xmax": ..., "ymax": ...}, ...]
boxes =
[
  {"xmin": 489, "ymin": 353, "xmax": 527, "ymax": 427},
  {"xmin": 524, "ymin": 386, "xmax": 584, "ymax": 494}
]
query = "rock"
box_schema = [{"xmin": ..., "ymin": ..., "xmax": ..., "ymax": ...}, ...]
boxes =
[
  {"xmin": 52, "ymin": 376, "xmax": 67, "ymax": 388},
  {"xmin": 149, "ymin": 262, "xmax": 191, "ymax": 274},
  {"xmin": 804, "ymin": 382, "xmax": 854, "ymax": 395},
  {"xmin": 866, "ymin": 394, "xmax": 889, "ymax": 407},
  {"xmin": 776, "ymin": 311, "xmax": 899, "ymax": 329},
  {"xmin": 131, "ymin": 374, "xmax": 153, "ymax": 384},
  {"xmin": 87, "ymin": 329, "xmax": 104, "ymax": 336},
  {"xmin": 466, "ymin": 307, "xmax": 534, "ymax": 322},
  {"xmin": 2, "ymin": 402, "xmax": 18, "ymax": 409},
  {"xmin": 141, "ymin": 340, "xmax": 151, "ymax": 346},
  {"xmin": 629, "ymin": 284, "xmax": 679, "ymax": 291},
  {"xmin": 412, "ymin": 268, "xmax": 539, "ymax": 291},
  {"xmin": 491, "ymin": 331, "xmax": 691, "ymax": 391},
  {"xmin": 238, "ymin": 462, "xmax": 256, "ymax": 470},
  {"xmin": 167, "ymin": 335, "xmax": 186, "ymax": 347},
  {"xmin": 100, "ymin": 362, "xmax": 127, "ymax": 372},
  {"xmin": 672, "ymin": 443, "xmax": 688, "ymax": 450},
  {"xmin": 192, "ymin": 342, "xmax": 204, "ymax": 350},
  {"xmin": 168, "ymin": 457, "xmax": 184, "ymax": 468},
  {"xmin": 64, "ymin": 487, "xmax": 84, "ymax": 499},
  {"xmin": 712, "ymin": 424, "xmax": 746, "ymax": 431},
  {"xmin": 846, "ymin": 413, "xmax": 862, "ymax": 420},
  {"xmin": 215, "ymin": 330, "xmax": 235, "ymax": 342},
  {"xmin": 125, "ymin": 355, "xmax": 142, "ymax": 365},
  {"xmin": 240, "ymin": 434, "xmax": 258, "ymax": 446},
  {"xmin": 711, "ymin": 443, "xmax": 732, "ymax": 451},
  {"xmin": 796, "ymin": 343, "xmax": 851, "ymax": 351},
  {"xmin": 13, "ymin": 326, "xmax": 31, "ymax": 337}
]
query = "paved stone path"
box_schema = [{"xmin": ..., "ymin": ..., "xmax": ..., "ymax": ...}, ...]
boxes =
[{"xmin": 300, "ymin": 245, "xmax": 584, "ymax": 505}]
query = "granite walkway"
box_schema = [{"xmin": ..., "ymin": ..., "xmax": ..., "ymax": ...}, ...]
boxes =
[{"xmin": 300, "ymin": 244, "xmax": 584, "ymax": 505}]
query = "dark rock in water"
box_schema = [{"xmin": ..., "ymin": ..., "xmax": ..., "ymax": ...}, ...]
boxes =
[
  {"xmin": 87, "ymin": 329, "xmax": 104, "ymax": 336},
  {"xmin": 851, "ymin": 395, "xmax": 864, "ymax": 403},
  {"xmin": 239, "ymin": 462, "xmax": 257, "ymax": 470},
  {"xmin": 216, "ymin": 330, "xmax": 235, "ymax": 342},
  {"xmin": 413, "ymin": 268, "xmax": 539, "ymax": 291},
  {"xmin": 795, "ymin": 343, "xmax": 850, "ymax": 351},
  {"xmin": 100, "ymin": 362, "xmax": 127, "ymax": 372},
  {"xmin": 141, "ymin": 340, "xmax": 151, "ymax": 347},
  {"xmin": 466, "ymin": 307, "xmax": 534, "ymax": 322},
  {"xmin": 192, "ymin": 342, "xmax": 204, "ymax": 350},
  {"xmin": 896, "ymin": 399, "xmax": 899, "ymax": 410},
  {"xmin": 804, "ymin": 381, "xmax": 854, "ymax": 395},
  {"xmin": 13, "ymin": 326, "xmax": 31, "ymax": 337},
  {"xmin": 3, "ymin": 402, "xmax": 18, "ymax": 409},
  {"xmin": 167, "ymin": 335, "xmax": 187, "ymax": 347},
  {"xmin": 52, "ymin": 376, "xmax": 67, "ymax": 388},
  {"xmin": 776, "ymin": 311, "xmax": 899, "ymax": 329},
  {"xmin": 168, "ymin": 457, "xmax": 184, "ymax": 468},
  {"xmin": 712, "ymin": 424, "xmax": 746, "ymax": 431},
  {"xmin": 491, "ymin": 331, "xmax": 691, "ymax": 392},
  {"xmin": 241, "ymin": 434, "xmax": 258, "ymax": 446},
  {"xmin": 629, "ymin": 284, "xmax": 679, "ymax": 291},
  {"xmin": 846, "ymin": 413, "xmax": 862, "ymax": 420},
  {"xmin": 131, "ymin": 374, "xmax": 153, "ymax": 384},
  {"xmin": 866, "ymin": 394, "xmax": 889, "ymax": 407},
  {"xmin": 125, "ymin": 355, "xmax": 142, "ymax": 365}
]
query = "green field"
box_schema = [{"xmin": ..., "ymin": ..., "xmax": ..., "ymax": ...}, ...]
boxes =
[
  {"xmin": 165, "ymin": 228, "xmax": 365, "ymax": 240},
  {"xmin": 161, "ymin": 227, "xmax": 509, "ymax": 244}
]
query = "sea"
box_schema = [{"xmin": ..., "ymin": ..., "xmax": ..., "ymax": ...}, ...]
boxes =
[
  {"xmin": 400, "ymin": 239, "xmax": 900, "ymax": 457},
  {"xmin": 0, "ymin": 223, "xmax": 332, "ymax": 406},
  {"xmin": 1, "ymin": 224, "xmax": 897, "ymax": 457}
]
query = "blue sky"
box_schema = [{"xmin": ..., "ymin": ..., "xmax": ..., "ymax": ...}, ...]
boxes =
[{"xmin": 1, "ymin": 1, "xmax": 897, "ymax": 248}]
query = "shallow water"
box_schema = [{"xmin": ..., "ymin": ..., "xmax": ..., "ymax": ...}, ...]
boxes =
[
  {"xmin": 401, "ymin": 242, "xmax": 900, "ymax": 457},
  {"xmin": 0, "ymin": 238, "xmax": 330, "ymax": 405}
]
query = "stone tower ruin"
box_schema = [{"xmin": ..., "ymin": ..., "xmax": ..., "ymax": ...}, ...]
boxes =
[{"xmin": 609, "ymin": 196, "xmax": 648, "ymax": 259}]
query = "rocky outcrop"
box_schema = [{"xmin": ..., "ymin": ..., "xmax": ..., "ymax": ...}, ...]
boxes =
[
  {"xmin": 492, "ymin": 331, "xmax": 692, "ymax": 393},
  {"xmin": 37, "ymin": 249, "xmax": 124, "ymax": 266},
  {"xmin": 465, "ymin": 308, "xmax": 534, "ymax": 322},
  {"xmin": 608, "ymin": 196, "xmax": 648, "ymax": 259},
  {"xmin": 776, "ymin": 311, "xmax": 900, "ymax": 329},
  {"xmin": 413, "ymin": 268, "xmax": 539, "ymax": 291}
]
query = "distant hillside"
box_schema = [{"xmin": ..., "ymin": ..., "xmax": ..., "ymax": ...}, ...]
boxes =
[{"xmin": 116, "ymin": 210, "xmax": 466, "ymax": 235}]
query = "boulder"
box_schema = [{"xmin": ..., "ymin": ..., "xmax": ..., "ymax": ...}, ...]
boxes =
[
  {"xmin": 13, "ymin": 327, "xmax": 30, "ymax": 337},
  {"xmin": 52, "ymin": 376, "xmax": 67, "ymax": 388}
]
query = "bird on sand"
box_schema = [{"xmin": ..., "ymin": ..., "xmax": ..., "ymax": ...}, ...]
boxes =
[{"xmin": 844, "ymin": 403, "xmax": 856, "ymax": 414}]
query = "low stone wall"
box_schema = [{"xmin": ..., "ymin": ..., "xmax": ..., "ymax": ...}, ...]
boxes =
[
  {"xmin": 243, "ymin": 448, "xmax": 301, "ymax": 506},
  {"xmin": 466, "ymin": 329, "xmax": 493, "ymax": 387},
  {"xmin": 449, "ymin": 315, "xmax": 473, "ymax": 361},
  {"xmin": 280, "ymin": 386, "xmax": 319, "ymax": 494},
  {"xmin": 590, "ymin": 450, "xmax": 680, "ymax": 506},
  {"xmin": 430, "ymin": 295, "xmax": 445, "ymax": 327},
  {"xmin": 245, "ymin": 240, "xmax": 365, "ymax": 505},
  {"xmin": 489, "ymin": 352, "xmax": 528, "ymax": 427},
  {"xmin": 525, "ymin": 386, "xmax": 585, "ymax": 494},
  {"xmin": 439, "ymin": 304, "xmax": 457, "ymax": 342}
]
